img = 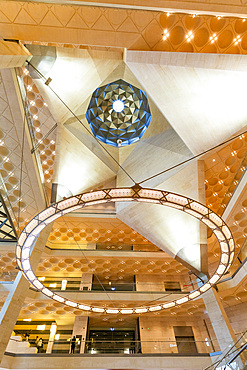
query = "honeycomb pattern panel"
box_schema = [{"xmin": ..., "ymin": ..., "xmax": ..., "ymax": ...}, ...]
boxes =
[
  {"xmin": 155, "ymin": 13, "xmax": 247, "ymax": 54},
  {"xmin": 19, "ymin": 67, "xmax": 57, "ymax": 194},
  {"xmin": 35, "ymin": 255, "xmax": 189, "ymax": 279},
  {"xmin": 207, "ymin": 192, "xmax": 247, "ymax": 275},
  {"xmin": 16, "ymin": 287, "xmax": 247, "ymax": 320},
  {"xmin": 0, "ymin": 252, "xmax": 17, "ymax": 280},
  {"xmin": 205, "ymin": 134, "xmax": 247, "ymax": 215},
  {"xmin": 0, "ymin": 71, "xmax": 41, "ymax": 230},
  {"xmin": 18, "ymin": 298, "xmax": 209, "ymax": 318},
  {"xmin": 47, "ymin": 217, "xmax": 153, "ymax": 246}
]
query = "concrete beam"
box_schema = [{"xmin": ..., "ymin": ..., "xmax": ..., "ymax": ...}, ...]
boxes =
[
  {"xmin": 1, "ymin": 352, "xmax": 212, "ymax": 369},
  {"xmin": 6, "ymin": 0, "xmax": 247, "ymax": 17},
  {"xmin": 0, "ymin": 41, "xmax": 31, "ymax": 69},
  {"xmin": 27, "ymin": 290, "xmax": 187, "ymax": 303}
]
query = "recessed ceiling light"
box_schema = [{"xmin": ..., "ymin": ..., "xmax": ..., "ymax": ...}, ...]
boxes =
[{"xmin": 112, "ymin": 100, "xmax": 124, "ymax": 113}]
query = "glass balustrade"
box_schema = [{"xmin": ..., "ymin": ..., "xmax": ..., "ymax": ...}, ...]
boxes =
[
  {"xmin": 204, "ymin": 330, "xmax": 247, "ymax": 370},
  {"xmin": 221, "ymin": 237, "xmax": 247, "ymax": 280},
  {"xmin": 29, "ymin": 276, "xmax": 200, "ymax": 294},
  {"xmin": 7, "ymin": 337, "xmax": 220, "ymax": 356},
  {"xmin": 45, "ymin": 242, "xmax": 160, "ymax": 252}
]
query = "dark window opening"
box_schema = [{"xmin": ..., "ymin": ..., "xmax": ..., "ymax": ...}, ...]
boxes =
[
  {"xmin": 164, "ymin": 281, "xmax": 181, "ymax": 291},
  {"xmin": 86, "ymin": 329, "xmax": 136, "ymax": 354},
  {"xmin": 174, "ymin": 326, "xmax": 198, "ymax": 354}
]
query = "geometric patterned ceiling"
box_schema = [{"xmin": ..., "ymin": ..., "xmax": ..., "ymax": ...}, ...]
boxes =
[
  {"xmin": 86, "ymin": 79, "xmax": 151, "ymax": 147},
  {"xmin": 3, "ymin": 3, "xmax": 247, "ymax": 55}
]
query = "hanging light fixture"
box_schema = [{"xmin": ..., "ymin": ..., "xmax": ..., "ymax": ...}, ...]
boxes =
[{"xmin": 16, "ymin": 185, "xmax": 234, "ymax": 315}]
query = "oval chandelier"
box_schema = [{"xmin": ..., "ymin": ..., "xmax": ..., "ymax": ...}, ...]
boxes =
[{"xmin": 16, "ymin": 186, "xmax": 234, "ymax": 315}]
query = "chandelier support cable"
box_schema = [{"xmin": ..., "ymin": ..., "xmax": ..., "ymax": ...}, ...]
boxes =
[
  {"xmin": 27, "ymin": 62, "xmax": 136, "ymax": 185},
  {"xmin": 17, "ymin": 94, "xmax": 28, "ymax": 236},
  {"xmin": 60, "ymin": 214, "xmax": 118, "ymax": 309},
  {"xmin": 138, "ymin": 129, "xmax": 247, "ymax": 185}
]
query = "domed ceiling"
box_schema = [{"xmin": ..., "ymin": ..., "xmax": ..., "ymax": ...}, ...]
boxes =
[{"xmin": 86, "ymin": 79, "xmax": 152, "ymax": 147}]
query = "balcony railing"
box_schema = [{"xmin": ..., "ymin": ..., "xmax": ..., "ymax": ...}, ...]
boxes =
[
  {"xmin": 218, "ymin": 237, "xmax": 247, "ymax": 284},
  {"xmin": 204, "ymin": 329, "xmax": 247, "ymax": 370},
  {"xmin": 45, "ymin": 242, "xmax": 161, "ymax": 252},
  {"xmin": 28, "ymin": 277, "xmax": 200, "ymax": 294},
  {"xmin": 7, "ymin": 337, "xmax": 220, "ymax": 356}
]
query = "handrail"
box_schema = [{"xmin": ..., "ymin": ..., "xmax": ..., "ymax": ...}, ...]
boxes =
[
  {"xmin": 45, "ymin": 242, "xmax": 160, "ymax": 252},
  {"xmin": 204, "ymin": 329, "xmax": 247, "ymax": 369},
  {"xmin": 28, "ymin": 280, "xmax": 199, "ymax": 294},
  {"xmin": 218, "ymin": 237, "xmax": 247, "ymax": 285},
  {"xmin": 38, "ymin": 339, "xmax": 219, "ymax": 344},
  {"xmin": 224, "ymin": 342, "xmax": 247, "ymax": 368},
  {"xmin": 33, "ymin": 281, "xmax": 197, "ymax": 287},
  {"xmin": 0, "ymin": 281, "xmax": 14, "ymax": 284},
  {"xmin": 10, "ymin": 337, "xmax": 220, "ymax": 345},
  {"xmin": 14, "ymin": 68, "xmax": 49, "ymax": 207},
  {"xmin": 8, "ymin": 337, "xmax": 220, "ymax": 356},
  {"xmin": 231, "ymin": 236, "xmax": 247, "ymax": 266}
]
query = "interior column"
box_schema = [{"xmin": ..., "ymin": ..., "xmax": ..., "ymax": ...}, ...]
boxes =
[
  {"xmin": 72, "ymin": 316, "xmax": 88, "ymax": 353},
  {"xmin": 203, "ymin": 288, "xmax": 244, "ymax": 367},
  {"xmin": 0, "ymin": 224, "xmax": 53, "ymax": 364}
]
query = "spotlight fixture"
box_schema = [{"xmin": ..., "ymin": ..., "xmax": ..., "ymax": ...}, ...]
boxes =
[
  {"xmin": 210, "ymin": 33, "xmax": 218, "ymax": 43},
  {"xmin": 186, "ymin": 31, "xmax": 194, "ymax": 42},
  {"xmin": 163, "ymin": 29, "xmax": 169, "ymax": 40},
  {"xmin": 233, "ymin": 35, "xmax": 241, "ymax": 45}
]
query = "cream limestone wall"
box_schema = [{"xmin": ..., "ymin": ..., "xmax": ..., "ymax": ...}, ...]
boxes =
[
  {"xmin": 72, "ymin": 316, "xmax": 88, "ymax": 353},
  {"xmin": 79, "ymin": 274, "xmax": 92, "ymax": 291},
  {"xmin": 2, "ymin": 353, "xmax": 213, "ymax": 369},
  {"xmin": 0, "ymin": 224, "xmax": 53, "ymax": 364},
  {"xmin": 135, "ymin": 274, "xmax": 193, "ymax": 292},
  {"xmin": 136, "ymin": 274, "xmax": 166, "ymax": 292},
  {"xmin": 6, "ymin": 336, "xmax": 36, "ymax": 354},
  {"xmin": 225, "ymin": 301, "xmax": 247, "ymax": 334},
  {"xmin": 139, "ymin": 316, "xmax": 219, "ymax": 354}
]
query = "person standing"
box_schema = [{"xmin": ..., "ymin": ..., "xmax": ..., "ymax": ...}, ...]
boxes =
[
  {"xmin": 70, "ymin": 336, "xmax": 76, "ymax": 354},
  {"xmin": 25, "ymin": 333, "xmax": 30, "ymax": 342},
  {"xmin": 37, "ymin": 338, "xmax": 43, "ymax": 353},
  {"xmin": 35, "ymin": 336, "xmax": 39, "ymax": 352}
]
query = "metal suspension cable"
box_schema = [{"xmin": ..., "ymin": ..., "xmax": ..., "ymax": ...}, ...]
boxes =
[
  {"xmin": 31, "ymin": 122, "xmax": 57, "ymax": 153},
  {"xmin": 17, "ymin": 95, "xmax": 28, "ymax": 236},
  {"xmin": 24, "ymin": 62, "xmax": 131, "ymax": 309},
  {"xmin": 27, "ymin": 62, "xmax": 136, "ymax": 185},
  {"xmin": 60, "ymin": 214, "xmax": 117, "ymax": 309},
  {"xmin": 138, "ymin": 129, "xmax": 247, "ymax": 185},
  {"xmin": 204, "ymin": 329, "xmax": 247, "ymax": 370},
  {"xmin": 57, "ymin": 212, "xmax": 179, "ymax": 310},
  {"xmin": 24, "ymin": 63, "xmax": 247, "ymax": 314}
]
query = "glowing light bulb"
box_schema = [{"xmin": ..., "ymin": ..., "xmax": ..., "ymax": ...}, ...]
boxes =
[
  {"xmin": 163, "ymin": 29, "xmax": 169, "ymax": 40},
  {"xmin": 112, "ymin": 100, "xmax": 124, "ymax": 113}
]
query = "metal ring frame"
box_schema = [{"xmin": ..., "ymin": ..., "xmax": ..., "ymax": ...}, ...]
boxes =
[{"xmin": 16, "ymin": 187, "xmax": 234, "ymax": 315}]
